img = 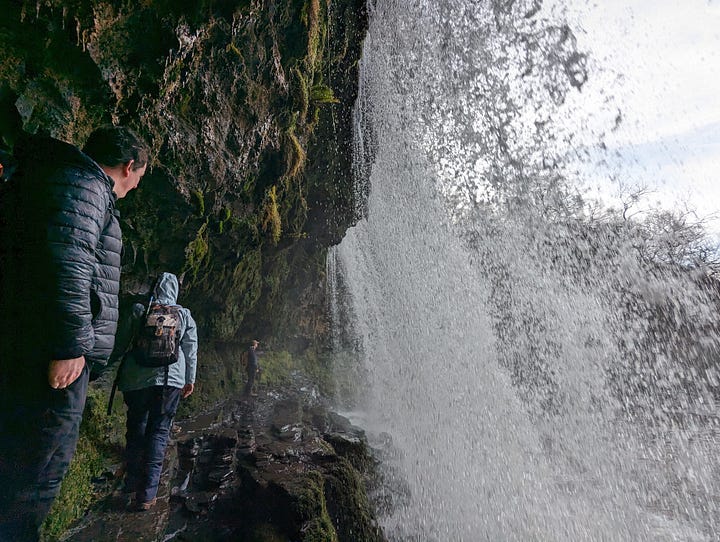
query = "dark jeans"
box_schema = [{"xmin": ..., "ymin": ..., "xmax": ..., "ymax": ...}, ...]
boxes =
[
  {"xmin": 123, "ymin": 386, "xmax": 181, "ymax": 504},
  {"xmin": 0, "ymin": 363, "xmax": 90, "ymax": 542},
  {"xmin": 243, "ymin": 364, "xmax": 258, "ymax": 396}
]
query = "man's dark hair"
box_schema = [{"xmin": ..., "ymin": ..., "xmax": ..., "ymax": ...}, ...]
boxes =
[{"xmin": 82, "ymin": 125, "xmax": 149, "ymax": 171}]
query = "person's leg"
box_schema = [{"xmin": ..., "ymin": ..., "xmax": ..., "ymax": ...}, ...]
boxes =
[
  {"xmin": 0, "ymin": 405, "xmax": 42, "ymax": 541},
  {"xmin": 34, "ymin": 364, "xmax": 90, "ymax": 519},
  {"xmin": 137, "ymin": 386, "xmax": 181, "ymax": 506},
  {"xmin": 0, "ymin": 363, "xmax": 90, "ymax": 541},
  {"xmin": 123, "ymin": 388, "xmax": 151, "ymax": 495},
  {"xmin": 243, "ymin": 367, "xmax": 256, "ymax": 396}
]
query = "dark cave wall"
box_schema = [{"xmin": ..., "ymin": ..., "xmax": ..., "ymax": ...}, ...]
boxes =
[{"xmin": 0, "ymin": 0, "xmax": 367, "ymax": 355}]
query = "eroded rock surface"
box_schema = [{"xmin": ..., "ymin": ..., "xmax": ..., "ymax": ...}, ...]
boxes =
[{"xmin": 63, "ymin": 386, "xmax": 385, "ymax": 542}]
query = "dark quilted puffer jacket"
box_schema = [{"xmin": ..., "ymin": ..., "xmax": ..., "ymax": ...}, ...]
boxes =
[{"xmin": 2, "ymin": 135, "xmax": 122, "ymax": 374}]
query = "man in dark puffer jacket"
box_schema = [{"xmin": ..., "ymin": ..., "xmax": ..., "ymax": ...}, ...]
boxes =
[{"xmin": 0, "ymin": 126, "xmax": 149, "ymax": 540}]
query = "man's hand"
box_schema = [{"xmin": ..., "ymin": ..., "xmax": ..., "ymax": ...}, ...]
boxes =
[
  {"xmin": 48, "ymin": 356, "xmax": 86, "ymax": 389},
  {"xmin": 182, "ymin": 383, "xmax": 194, "ymax": 398}
]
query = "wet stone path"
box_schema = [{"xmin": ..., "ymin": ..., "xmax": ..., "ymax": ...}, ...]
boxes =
[{"xmin": 61, "ymin": 386, "xmax": 384, "ymax": 542}]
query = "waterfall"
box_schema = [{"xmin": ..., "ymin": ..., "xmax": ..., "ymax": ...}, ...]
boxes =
[{"xmin": 330, "ymin": 1, "xmax": 720, "ymax": 540}]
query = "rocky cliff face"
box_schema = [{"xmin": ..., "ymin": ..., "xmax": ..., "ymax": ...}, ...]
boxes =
[{"xmin": 0, "ymin": 0, "xmax": 366, "ymax": 369}]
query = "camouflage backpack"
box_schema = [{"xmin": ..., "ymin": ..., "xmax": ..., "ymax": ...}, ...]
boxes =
[{"xmin": 132, "ymin": 304, "xmax": 181, "ymax": 367}]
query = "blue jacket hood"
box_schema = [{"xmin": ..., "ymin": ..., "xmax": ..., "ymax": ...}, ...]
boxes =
[
  {"xmin": 154, "ymin": 272, "xmax": 179, "ymax": 305},
  {"xmin": 117, "ymin": 271, "xmax": 198, "ymax": 392}
]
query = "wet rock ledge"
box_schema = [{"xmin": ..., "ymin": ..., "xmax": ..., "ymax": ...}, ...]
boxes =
[{"xmin": 63, "ymin": 388, "xmax": 385, "ymax": 542}]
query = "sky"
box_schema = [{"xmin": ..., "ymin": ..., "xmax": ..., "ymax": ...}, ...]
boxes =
[{"xmin": 555, "ymin": 0, "xmax": 720, "ymax": 235}]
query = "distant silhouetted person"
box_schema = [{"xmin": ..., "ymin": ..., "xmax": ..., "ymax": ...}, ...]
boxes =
[
  {"xmin": 117, "ymin": 272, "xmax": 198, "ymax": 511},
  {"xmin": 0, "ymin": 126, "xmax": 149, "ymax": 540},
  {"xmin": 243, "ymin": 340, "xmax": 261, "ymax": 397}
]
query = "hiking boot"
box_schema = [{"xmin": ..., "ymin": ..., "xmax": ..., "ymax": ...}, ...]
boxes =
[{"xmin": 136, "ymin": 497, "xmax": 157, "ymax": 512}]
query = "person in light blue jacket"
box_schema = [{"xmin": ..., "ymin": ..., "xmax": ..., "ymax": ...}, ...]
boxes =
[{"xmin": 118, "ymin": 272, "xmax": 198, "ymax": 511}]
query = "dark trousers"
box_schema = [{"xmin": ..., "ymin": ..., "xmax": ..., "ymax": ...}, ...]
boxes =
[
  {"xmin": 0, "ymin": 364, "xmax": 90, "ymax": 542},
  {"xmin": 243, "ymin": 364, "xmax": 258, "ymax": 396},
  {"xmin": 123, "ymin": 386, "xmax": 181, "ymax": 504}
]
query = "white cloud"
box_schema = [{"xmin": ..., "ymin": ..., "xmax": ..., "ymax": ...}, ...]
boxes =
[
  {"xmin": 574, "ymin": 0, "xmax": 720, "ymax": 140},
  {"xmin": 553, "ymin": 0, "xmax": 720, "ymax": 231}
]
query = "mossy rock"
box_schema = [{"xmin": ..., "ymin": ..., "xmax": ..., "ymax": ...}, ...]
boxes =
[
  {"xmin": 324, "ymin": 458, "xmax": 384, "ymax": 542},
  {"xmin": 287, "ymin": 470, "xmax": 339, "ymax": 542}
]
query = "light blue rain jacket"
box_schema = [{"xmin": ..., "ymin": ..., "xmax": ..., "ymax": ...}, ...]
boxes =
[{"xmin": 118, "ymin": 273, "xmax": 198, "ymax": 392}]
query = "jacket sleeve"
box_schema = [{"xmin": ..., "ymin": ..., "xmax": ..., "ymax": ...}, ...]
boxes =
[
  {"xmin": 47, "ymin": 169, "xmax": 109, "ymax": 360},
  {"xmin": 181, "ymin": 309, "xmax": 198, "ymax": 385}
]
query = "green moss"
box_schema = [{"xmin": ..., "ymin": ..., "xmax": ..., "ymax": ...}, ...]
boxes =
[
  {"xmin": 41, "ymin": 387, "xmax": 125, "ymax": 540},
  {"xmin": 218, "ymin": 206, "xmax": 232, "ymax": 234},
  {"xmin": 325, "ymin": 458, "xmax": 381, "ymax": 542},
  {"xmin": 176, "ymin": 342, "xmax": 248, "ymax": 417},
  {"xmin": 285, "ymin": 128, "xmax": 307, "ymax": 180},
  {"xmin": 262, "ymin": 185, "xmax": 282, "ymax": 244},
  {"xmin": 231, "ymin": 249, "xmax": 263, "ymax": 303},
  {"xmin": 192, "ymin": 189, "xmax": 206, "ymax": 217},
  {"xmin": 242, "ymin": 174, "xmax": 257, "ymax": 196},
  {"xmin": 291, "ymin": 67, "xmax": 310, "ymax": 121},
  {"xmin": 41, "ymin": 436, "xmax": 103, "ymax": 540},
  {"xmin": 81, "ymin": 386, "xmax": 126, "ymax": 450},
  {"xmin": 210, "ymin": 248, "xmax": 263, "ymax": 339},
  {"xmin": 287, "ymin": 190, "xmax": 309, "ymax": 239},
  {"xmin": 310, "ymin": 84, "xmax": 338, "ymax": 104},
  {"xmin": 254, "ymin": 349, "xmax": 337, "ymax": 399},
  {"xmin": 264, "ymin": 252, "xmax": 291, "ymax": 309},
  {"xmin": 226, "ymin": 41, "xmax": 243, "ymax": 58},
  {"xmin": 311, "ymin": 104, "xmax": 321, "ymax": 126},
  {"xmin": 300, "ymin": 349, "xmax": 335, "ymax": 397},
  {"xmin": 294, "ymin": 470, "xmax": 338, "ymax": 542},
  {"xmin": 258, "ymin": 350, "xmax": 295, "ymax": 386},
  {"xmin": 184, "ymin": 221, "xmax": 210, "ymax": 281}
]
